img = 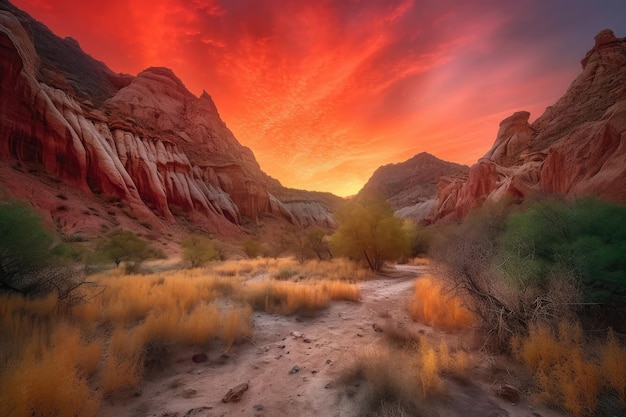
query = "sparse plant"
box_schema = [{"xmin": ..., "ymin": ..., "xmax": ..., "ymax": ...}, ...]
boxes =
[
  {"xmin": 408, "ymin": 276, "xmax": 475, "ymax": 331},
  {"xmin": 181, "ymin": 234, "xmax": 220, "ymax": 268},
  {"xmin": 98, "ymin": 230, "xmax": 150, "ymax": 272},
  {"xmin": 330, "ymin": 197, "xmax": 411, "ymax": 271},
  {"xmin": 242, "ymin": 238, "xmax": 262, "ymax": 259}
]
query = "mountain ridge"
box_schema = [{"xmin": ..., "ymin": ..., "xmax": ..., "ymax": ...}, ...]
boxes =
[{"xmin": 0, "ymin": 1, "xmax": 338, "ymax": 243}]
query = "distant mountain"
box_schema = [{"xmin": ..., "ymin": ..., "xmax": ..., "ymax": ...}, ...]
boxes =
[
  {"xmin": 432, "ymin": 29, "xmax": 626, "ymax": 221},
  {"xmin": 357, "ymin": 152, "xmax": 469, "ymax": 221},
  {"xmin": 0, "ymin": 0, "xmax": 337, "ymax": 242}
]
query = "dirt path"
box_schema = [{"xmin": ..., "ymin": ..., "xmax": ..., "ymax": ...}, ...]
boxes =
[{"xmin": 99, "ymin": 265, "xmax": 564, "ymax": 417}]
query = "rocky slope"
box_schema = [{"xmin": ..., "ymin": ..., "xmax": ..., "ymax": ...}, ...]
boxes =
[
  {"xmin": 432, "ymin": 29, "xmax": 626, "ymax": 221},
  {"xmin": 0, "ymin": 1, "xmax": 336, "ymax": 239},
  {"xmin": 357, "ymin": 152, "xmax": 468, "ymax": 221}
]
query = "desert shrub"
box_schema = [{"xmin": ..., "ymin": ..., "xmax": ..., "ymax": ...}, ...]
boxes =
[
  {"xmin": 408, "ymin": 276, "xmax": 475, "ymax": 331},
  {"xmin": 97, "ymin": 230, "xmax": 151, "ymax": 272},
  {"xmin": 509, "ymin": 321, "xmax": 626, "ymax": 416},
  {"xmin": 331, "ymin": 197, "xmax": 411, "ymax": 271},
  {"xmin": 341, "ymin": 340, "xmax": 459, "ymax": 416},
  {"xmin": 242, "ymin": 238, "xmax": 262, "ymax": 259},
  {"xmin": 499, "ymin": 198, "xmax": 626, "ymax": 308},
  {"xmin": 430, "ymin": 200, "xmax": 584, "ymax": 350},
  {"xmin": 181, "ymin": 235, "xmax": 220, "ymax": 267}
]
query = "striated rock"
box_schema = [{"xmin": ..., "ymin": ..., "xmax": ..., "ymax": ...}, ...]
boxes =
[
  {"xmin": 0, "ymin": 4, "xmax": 336, "ymax": 239},
  {"xmin": 432, "ymin": 29, "xmax": 626, "ymax": 221}
]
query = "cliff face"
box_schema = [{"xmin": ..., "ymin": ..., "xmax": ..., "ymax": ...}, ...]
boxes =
[
  {"xmin": 357, "ymin": 152, "xmax": 469, "ymax": 221},
  {"xmin": 433, "ymin": 29, "xmax": 626, "ymax": 221},
  {"xmin": 0, "ymin": 3, "xmax": 335, "ymax": 238}
]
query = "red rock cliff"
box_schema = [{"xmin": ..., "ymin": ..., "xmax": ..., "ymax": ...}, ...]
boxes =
[
  {"xmin": 432, "ymin": 29, "xmax": 626, "ymax": 221},
  {"xmin": 0, "ymin": 6, "xmax": 335, "ymax": 237}
]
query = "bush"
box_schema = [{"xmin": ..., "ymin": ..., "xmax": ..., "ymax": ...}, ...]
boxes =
[
  {"xmin": 181, "ymin": 235, "xmax": 220, "ymax": 268},
  {"xmin": 331, "ymin": 197, "xmax": 411, "ymax": 271},
  {"xmin": 0, "ymin": 200, "xmax": 86, "ymax": 300},
  {"xmin": 499, "ymin": 198, "xmax": 626, "ymax": 308},
  {"xmin": 98, "ymin": 230, "xmax": 150, "ymax": 272},
  {"xmin": 242, "ymin": 238, "xmax": 262, "ymax": 259}
]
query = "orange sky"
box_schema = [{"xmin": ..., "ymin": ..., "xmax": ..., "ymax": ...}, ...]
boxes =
[{"xmin": 11, "ymin": 0, "xmax": 626, "ymax": 196}]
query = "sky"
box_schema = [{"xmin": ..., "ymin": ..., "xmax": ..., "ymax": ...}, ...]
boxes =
[{"xmin": 11, "ymin": 0, "xmax": 626, "ymax": 196}]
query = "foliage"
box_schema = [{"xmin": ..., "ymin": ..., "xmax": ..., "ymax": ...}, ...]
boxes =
[
  {"xmin": 408, "ymin": 276, "xmax": 475, "ymax": 331},
  {"xmin": 330, "ymin": 197, "xmax": 411, "ymax": 271},
  {"xmin": 0, "ymin": 200, "xmax": 85, "ymax": 300},
  {"xmin": 98, "ymin": 230, "xmax": 150, "ymax": 272},
  {"xmin": 181, "ymin": 235, "xmax": 220, "ymax": 268},
  {"xmin": 499, "ymin": 198, "xmax": 626, "ymax": 307},
  {"xmin": 242, "ymin": 238, "xmax": 262, "ymax": 259},
  {"xmin": 512, "ymin": 321, "xmax": 626, "ymax": 416},
  {"xmin": 0, "ymin": 201, "xmax": 54, "ymax": 294}
]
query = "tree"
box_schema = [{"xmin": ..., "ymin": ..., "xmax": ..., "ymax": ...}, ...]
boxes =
[
  {"xmin": 98, "ymin": 230, "xmax": 150, "ymax": 272},
  {"xmin": 0, "ymin": 201, "xmax": 54, "ymax": 294},
  {"xmin": 305, "ymin": 228, "xmax": 332, "ymax": 260},
  {"xmin": 330, "ymin": 197, "xmax": 410, "ymax": 271},
  {"xmin": 181, "ymin": 235, "xmax": 220, "ymax": 267},
  {"xmin": 499, "ymin": 198, "xmax": 626, "ymax": 307},
  {"xmin": 0, "ymin": 200, "xmax": 85, "ymax": 300}
]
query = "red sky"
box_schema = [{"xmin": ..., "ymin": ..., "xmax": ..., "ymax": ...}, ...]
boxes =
[{"xmin": 11, "ymin": 0, "xmax": 626, "ymax": 196}]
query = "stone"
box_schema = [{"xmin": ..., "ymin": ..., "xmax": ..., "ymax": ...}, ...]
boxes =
[
  {"xmin": 222, "ymin": 383, "xmax": 249, "ymax": 403},
  {"xmin": 191, "ymin": 353, "xmax": 208, "ymax": 363},
  {"xmin": 496, "ymin": 384, "xmax": 520, "ymax": 404},
  {"xmin": 289, "ymin": 365, "xmax": 301, "ymax": 374}
]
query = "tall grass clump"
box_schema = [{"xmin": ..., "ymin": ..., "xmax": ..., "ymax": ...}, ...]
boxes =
[
  {"xmin": 408, "ymin": 276, "xmax": 475, "ymax": 331},
  {"xmin": 512, "ymin": 321, "xmax": 626, "ymax": 416}
]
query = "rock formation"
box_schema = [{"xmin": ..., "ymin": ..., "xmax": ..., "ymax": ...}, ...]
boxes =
[
  {"xmin": 432, "ymin": 29, "xmax": 626, "ymax": 221},
  {"xmin": 0, "ymin": 2, "xmax": 336, "ymax": 239},
  {"xmin": 357, "ymin": 152, "xmax": 469, "ymax": 221}
]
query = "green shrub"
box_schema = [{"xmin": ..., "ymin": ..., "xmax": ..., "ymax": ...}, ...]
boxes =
[
  {"xmin": 181, "ymin": 235, "xmax": 220, "ymax": 268},
  {"xmin": 242, "ymin": 238, "xmax": 262, "ymax": 259},
  {"xmin": 499, "ymin": 198, "xmax": 626, "ymax": 307}
]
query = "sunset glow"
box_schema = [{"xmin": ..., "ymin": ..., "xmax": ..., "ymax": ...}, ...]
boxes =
[{"xmin": 12, "ymin": 0, "xmax": 626, "ymax": 196}]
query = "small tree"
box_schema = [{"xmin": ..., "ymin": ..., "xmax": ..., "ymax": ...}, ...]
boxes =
[
  {"xmin": 0, "ymin": 201, "xmax": 54, "ymax": 293},
  {"xmin": 0, "ymin": 200, "xmax": 85, "ymax": 301},
  {"xmin": 181, "ymin": 235, "xmax": 220, "ymax": 268},
  {"xmin": 306, "ymin": 228, "xmax": 332, "ymax": 260},
  {"xmin": 98, "ymin": 230, "xmax": 149, "ymax": 272},
  {"xmin": 330, "ymin": 197, "xmax": 410, "ymax": 271}
]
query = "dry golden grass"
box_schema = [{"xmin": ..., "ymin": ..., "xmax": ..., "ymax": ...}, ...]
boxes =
[
  {"xmin": 241, "ymin": 279, "xmax": 359, "ymax": 315},
  {"xmin": 511, "ymin": 321, "xmax": 626, "ymax": 416},
  {"xmin": 408, "ymin": 276, "xmax": 475, "ymax": 331},
  {"xmin": 602, "ymin": 329, "xmax": 626, "ymax": 404},
  {"xmin": 0, "ymin": 257, "xmax": 361, "ymax": 415},
  {"xmin": 0, "ymin": 324, "xmax": 101, "ymax": 417},
  {"xmin": 342, "ymin": 338, "xmax": 460, "ymax": 416}
]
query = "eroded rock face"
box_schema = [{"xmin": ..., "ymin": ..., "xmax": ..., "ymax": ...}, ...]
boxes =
[
  {"xmin": 432, "ymin": 29, "xmax": 626, "ymax": 221},
  {"xmin": 358, "ymin": 152, "xmax": 469, "ymax": 222},
  {"xmin": 0, "ymin": 6, "xmax": 335, "ymax": 237}
]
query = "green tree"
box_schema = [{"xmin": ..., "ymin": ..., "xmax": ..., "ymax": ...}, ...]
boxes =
[
  {"xmin": 306, "ymin": 228, "xmax": 332, "ymax": 260},
  {"xmin": 98, "ymin": 230, "xmax": 150, "ymax": 272},
  {"xmin": 181, "ymin": 235, "xmax": 220, "ymax": 267},
  {"xmin": 0, "ymin": 200, "xmax": 85, "ymax": 300},
  {"xmin": 0, "ymin": 201, "xmax": 54, "ymax": 294},
  {"xmin": 330, "ymin": 197, "xmax": 410, "ymax": 271},
  {"xmin": 499, "ymin": 198, "xmax": 626, "ymax": 307}
]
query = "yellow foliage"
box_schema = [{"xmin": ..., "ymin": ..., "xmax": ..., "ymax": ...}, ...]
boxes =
[
  {"xmin": 602, "ymin": 329, "xmax": 626, "ymax": 404},
  {"xmin": 408, "ymin": 276, "xmax": 475, "ymax": 331},
  {"xmin": 512, "ymin": 321, "xmax": 619, "ymax": 416}
]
